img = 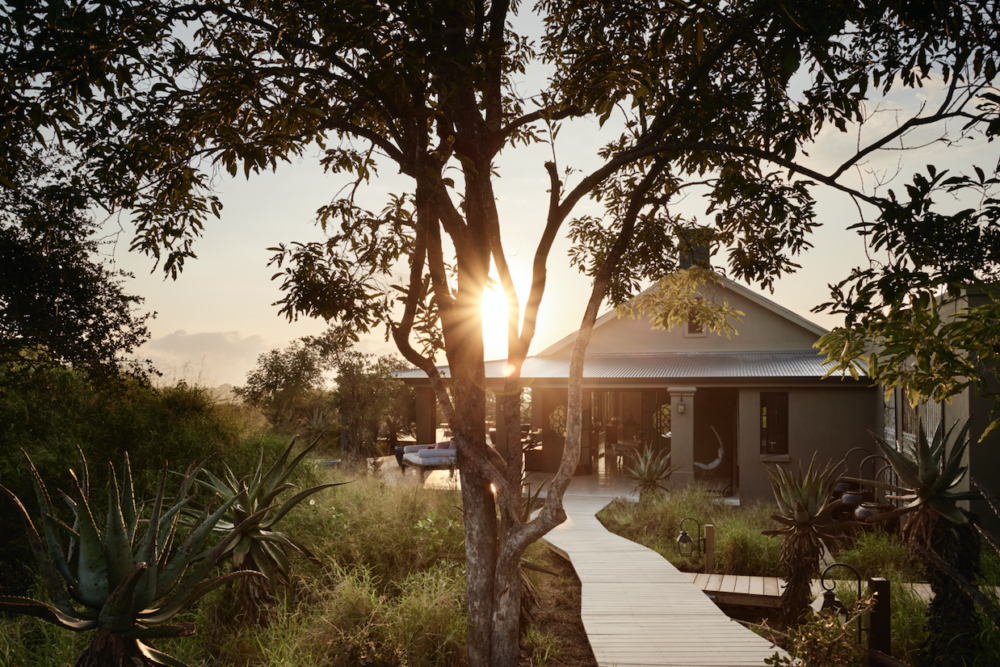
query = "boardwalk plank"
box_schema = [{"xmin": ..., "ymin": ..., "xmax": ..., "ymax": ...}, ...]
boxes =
[{"xmin": 543, "ymin": 486, "xmax": 785, "ymax": 667}]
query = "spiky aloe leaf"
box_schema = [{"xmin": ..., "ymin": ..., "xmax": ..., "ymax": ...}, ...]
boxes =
[
  {"xmin": 134, "ymin": 465, "xmax": 168, "ymax": 614},
  {"xmin": 262, "ymin": 530, "xmax": 317, "ymax": 561},
  {"xmin": 256, "ymin": 536, "xmax": 292, "ymax": 576},
  {"xmin": 250, "ymin": 542, "xmax": 277, "ymax": 585},
  {"xmin": 871, "ymin": 434, "xmax": 922, "ymax": 488},
  {"xmin": 130, "ymin": 623, "xmax": 194, "ymax": 640},
  {"xmin": 0, "ymin": 484, "xmax": 76, "ymax": 615},
  {"xmin": 121, "ymin": 454, "xmax": 138, "ymax": 543},
  {"xmin": 0, "ymin": 596, "xmax": 99, "ymax": 632},
  {"xmin": 916, "ymin": 422, "xmax": 939, "ymax": 486},
  {"xmin": 135, "ymin": 639, "xmax": 192, "ymax": 667},
  {"xmin": 140, "ymin": 556, "xmax": 259, "ymax": 625},
  {"xmin": 105, "ymin": 464, "xmax": 133, "ymax": 592},
  {"xmin": 98, "ymin": 561, "xmax": 148, "ymax": 633},
  {"xmin": 22, "ymin": 453, "xmax": 76, "ymax": 588},
  {"xmin": 155, "ymin": 502, "xmax": 269, "ymax": 602},
  {"xmin": 261, "ymin": 482, "xmax": 348, "ymax": 529},
  {"xmin": 264, "ymin": 436, "xmax": 324, "ymax": 504},
  {"xmin": 232, "ymin": 535, "xmax": 253, "ymax": 569},
  {"xmin": 927, "ymin": 495, "xmax": 970, "ymax": 524},
  {"xmin": 70, "ymin": 475, "xmax": 109, "ymax": 609},
  {"xmin": 74, "ymin": 443, "xmax": 90, "ymax": 499},
  {"xmin": 154, "ymin": 492, "xmax": 245, "ymax": 598}
]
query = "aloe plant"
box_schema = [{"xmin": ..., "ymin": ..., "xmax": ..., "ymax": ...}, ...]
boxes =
[
  {"xmin": 850, "ymin": 420, "xmax": 984, "ymax": 667},
  {"xmin": 191, "ymin": 436, "xmax": 346, "ymax": 618},
  {"xmin": 763, "ymin": 454, "xmax": 854, "ymax": 626},
  {"xmin": 0, "ymin": 448, "xmax": 257, "ymax": 667},
  {"xmin": 623, "ymin": 446, "xmax": 678, "ymax": 502}
]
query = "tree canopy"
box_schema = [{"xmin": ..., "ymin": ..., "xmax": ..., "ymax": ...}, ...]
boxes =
[
  {"xmin": 0, "ymin": 150, "xmax": 154, "ymax": 388},
  {"xmin": 3, "ymin": 1, "xmax": 1000, "ymax": 664}
]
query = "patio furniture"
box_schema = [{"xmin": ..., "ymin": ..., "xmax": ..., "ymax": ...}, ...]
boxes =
[
  {"xmin": 611, "ymin": 441, "xmax": 642, "ymax": 472},
  {"xmin": 696, "ymin": 426, "xmax": 732, "ymax": 496},
  {"xmin": 400, "ymin": 441, "xmax": 458, "ymax": 480}
]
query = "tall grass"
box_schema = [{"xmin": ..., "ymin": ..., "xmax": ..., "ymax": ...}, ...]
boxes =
[
  {"xmin": 598, "ymin": 483, "xmax": 783, "ymax": 576},
  {"xmin": 0, "ymin": 381, "xmax": 471, "ymax": 667}
]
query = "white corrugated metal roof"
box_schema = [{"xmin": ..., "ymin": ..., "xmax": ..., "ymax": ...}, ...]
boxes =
[{"xmin": 396, "ymin": 351, "xmax": 852, "ymax": 382}]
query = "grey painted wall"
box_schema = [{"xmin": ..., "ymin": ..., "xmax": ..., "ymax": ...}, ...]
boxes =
[{"xmin": 738, "ymin": 386, "xmax": 880, "ymax": 503}]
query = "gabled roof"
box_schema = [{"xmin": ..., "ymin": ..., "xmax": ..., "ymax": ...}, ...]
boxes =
[{"xmin": 538, "ymin": 275, "xmax": 827, "ymax": 357}]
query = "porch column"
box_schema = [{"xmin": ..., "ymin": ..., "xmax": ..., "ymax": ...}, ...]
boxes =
[
  {"xmin": 669, "ymin": 386, "xmax": 697, "ymax": 487},
  {"xmin": 415, "ymin": 387, "xmax": 436, "ymax": 444}
]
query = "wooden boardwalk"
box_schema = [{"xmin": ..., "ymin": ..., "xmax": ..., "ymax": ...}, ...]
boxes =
[
  {"xmin": 543, "ymin": 495, "xmax": 785, "ymax": 667},
  {"xmin": 684, "ymin": 572, "xmax": 934, "ymax": 607}
]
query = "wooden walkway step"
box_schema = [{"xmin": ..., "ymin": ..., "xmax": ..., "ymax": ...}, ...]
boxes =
[
  {"xmin": 543, "ymin": 495, "xmax": 785, "ymax": 666},
  {"xmin": 684, "ymin": 572, "xmax": 935, "ymax": 607}
]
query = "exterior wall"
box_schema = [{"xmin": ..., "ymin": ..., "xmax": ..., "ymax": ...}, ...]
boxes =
[
  {"xmin": 738, "ymin": 386, "xmax": 880, "ymax": 503},
  {"xmin": 926, "ymin": 290, "xmax": 1000, "ymax": 532},
  {"xmin": 555, "ymin": 283, "xmax": 821, "ymax": 356}
]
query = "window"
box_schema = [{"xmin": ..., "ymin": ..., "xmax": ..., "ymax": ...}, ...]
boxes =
[
  {"xmin": 760, "ymin": 392, "xmax": 788, "ymax": 455},
  {"xmin": 686, "ymin": 315, "xmax": 704, "ymax": 335},
  {"xmin": 900, "ymin": 397, "xmax": 941, "ymax": 446},
  {"xmin": 883, "ymin": 389, "xmax": 897, "ymax": 443}
]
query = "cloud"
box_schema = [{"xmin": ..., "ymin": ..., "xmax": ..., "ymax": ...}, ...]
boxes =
[{"xmin": 138, "ymin": 330, "xmax": 272, "ymax": 387}]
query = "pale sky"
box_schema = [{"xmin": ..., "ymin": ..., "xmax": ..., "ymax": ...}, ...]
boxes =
[{"xmin": 103, "ymin": 15, "xmax": 998, "ymax": 388}]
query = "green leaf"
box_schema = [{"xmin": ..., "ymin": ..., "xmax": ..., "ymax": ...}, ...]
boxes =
[
  {"xmin": 0, "ymin": 596, "xmax": 98, "ymax": 632},
  {"xmin": 135, "ymin": 640, "xmax": 193, "ymax": 667},
  {"xmin": 71, "ymin": 476, "xmax": 109, "ymax": 609},
  {"xmin": 261, "ymin": 482, "xmax": 347, "ymax": 529},
  {"xmin": 105, "ymin": 463, "xmax": 133, "ymax": 593},
  {"xmin": 98, "ymin": 561, "xmax": 147, "ymax": 634}
]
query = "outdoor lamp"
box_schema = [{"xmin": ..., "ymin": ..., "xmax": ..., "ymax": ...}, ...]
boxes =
[
  {"xmin": 818, "ymin": 563, "xmax": 865, "ymax": 644},
  {"xmin": 677, "ymin": 398, "xmax": 686, "ymax": 415},
  {"xmin": 676, "ymin": 517, "xmax": 703, "ymax": 558}
]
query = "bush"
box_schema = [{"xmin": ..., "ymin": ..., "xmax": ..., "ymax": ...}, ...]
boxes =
[
  {"xmin": 598, "ymin": 483, "xmax": 781, "ymax": 575},
  {"xmin": 0, "ymin": 371, "xmax": 287, "ymax": 595}
]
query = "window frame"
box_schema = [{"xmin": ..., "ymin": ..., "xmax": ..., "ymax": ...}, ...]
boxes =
[{"xmin": 760, "ymin": 391, "xmax": 789, "ymax": 456}]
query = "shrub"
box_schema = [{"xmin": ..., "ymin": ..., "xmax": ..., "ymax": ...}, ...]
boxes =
[{"xmin": 0, "ymin": 373, "xmax": 289, "ymax": 596}]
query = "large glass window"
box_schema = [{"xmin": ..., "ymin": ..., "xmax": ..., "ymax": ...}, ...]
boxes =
[{"xmin": 760, "ymin": 392, "xmax": 788, "ymax": 455}]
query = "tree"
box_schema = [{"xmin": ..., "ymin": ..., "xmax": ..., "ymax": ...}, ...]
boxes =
[
  {"xmin": 6, "ymin": 2, "xmax": 1000, "ymax": 664},
  {"xmin": 0, "ymin": 150, "xmax": 154, "ymax": 388},
  {"xmin": 817, "ymin": 162, "xmax": 1000, "ymax": 438},
  {"xmin": 235, "ymin": 341, "xmax": 325, "ymax": 426},
  {"xmin": 330, "ymin": 351, "xmax": 415, "ymax": 458}
]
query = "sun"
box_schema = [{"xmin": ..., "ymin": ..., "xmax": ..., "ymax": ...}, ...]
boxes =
[{"xmin": 481, "ymin": 286, "xmax": 511, "ymax": 361}]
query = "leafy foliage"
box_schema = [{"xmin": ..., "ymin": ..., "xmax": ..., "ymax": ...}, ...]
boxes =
[
  {"xmin": 5, "ymin": 1, "xmax": 1000, "ymax": 663},
  {"xmin": 0, "ymin": 448, "xmax": 257, "ymax": 667},
  {"xmin": 623, "ymin": 446, "xmax": 678, "ymax": 501},
  {"xmin": 763, "ymin": 454, "xmax": 852, "ymax": 625},
  {"xmin": 191, "ymin": 438, "xmax": 346, "ymax": 620},
  {"xmin": 851, "ymin": 421, "xmax": 986, "ymax": 667},
  {"xmin": 0, "ymin": 151, "xmax": 154, "ymax": 388},
  {"xmin": 329, "ymin": 350, "xmax": 414, "ymax": 457},
  {"xmin": 817, "ymin": 163, "xmax": 1000, "ymax": 438},
  {"xmin": 851, "ymin": 421, "xmax": 978, "ymax": 526},
  {"xmin": 615, "ymin": 267, "xmax": 744, "ymax": 338},
  {"xmin": 234, "ymin": 342, "xmax": 325, "ymax": 427}
]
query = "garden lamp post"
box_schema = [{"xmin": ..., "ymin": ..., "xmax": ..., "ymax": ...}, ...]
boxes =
[
  {"xmin": 676, "ymin": 517, "xmax": 703, "ymax": 558},
  {"xmin": 817, "ymin": 563, "xmax": 892, "ymax": 666},
  {"xmin": 818, "ymin": 563, "xmax": 864, "ymax": 643}
]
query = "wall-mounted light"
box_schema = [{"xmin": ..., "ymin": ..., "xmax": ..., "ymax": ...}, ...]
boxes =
[{"xmin": 677, "ymin": 397, "xmax": 686, "ymax": 415}]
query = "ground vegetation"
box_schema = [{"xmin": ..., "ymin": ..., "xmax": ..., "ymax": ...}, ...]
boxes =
[{"xmin": 3, "ymin": 2, "xmax": 1000, "ymax": 664}]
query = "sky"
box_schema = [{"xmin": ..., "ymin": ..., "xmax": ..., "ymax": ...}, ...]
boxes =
[{"xmin": 103, "ymin": 13, "xmax": 998, "ymax": 389}]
